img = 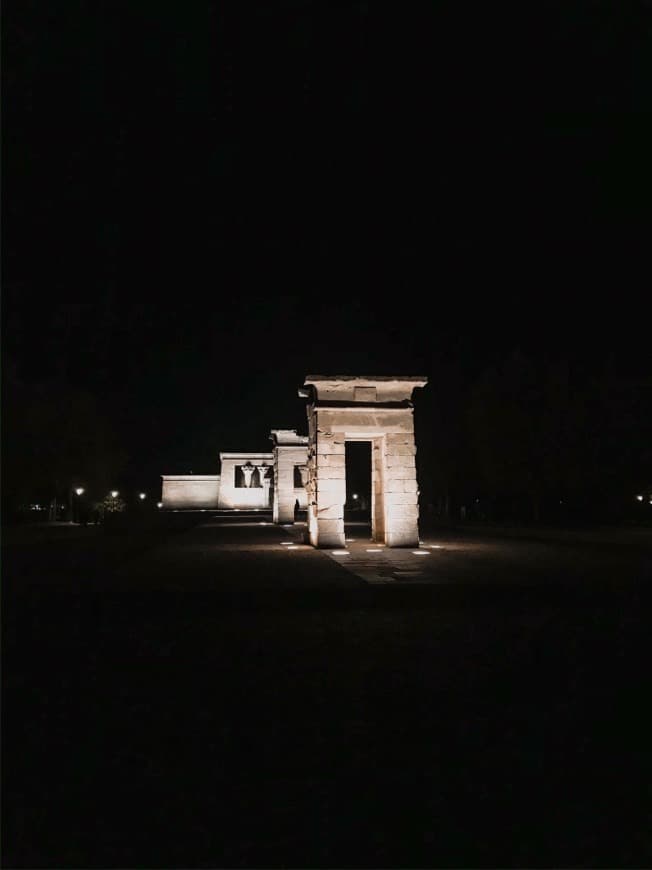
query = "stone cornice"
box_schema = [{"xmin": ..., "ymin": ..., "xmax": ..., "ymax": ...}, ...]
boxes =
[{"xmin": 161, "ymin": 475, "xmax": 220, "ymax": 481}]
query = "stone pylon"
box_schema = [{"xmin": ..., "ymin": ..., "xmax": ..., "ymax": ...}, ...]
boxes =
[
  {"xmin": 299, "ymin": 375, "xmax": 428, "ymax": 548},
  {"xmin": 269, "ymin": 429, "xmax": 309, "ymax": 523}
]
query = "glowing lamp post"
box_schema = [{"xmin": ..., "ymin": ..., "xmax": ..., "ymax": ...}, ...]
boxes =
[
  {"xmin": 139, "ymin": 492, "xmax": 146, "ymax": 501},
  {"xmin": 71, "ymin": 486, "xmax": 85, "ymax": 523}
]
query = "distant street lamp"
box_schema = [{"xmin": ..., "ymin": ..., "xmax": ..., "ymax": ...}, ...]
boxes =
[
  {"xmin": 139, "ymin": 492, "xmax": 146, "ymax": 500},
  {"xmin": 111, "ymin": 491, "xmax": 119, "ymax": 498},
  {"xmin": 157, "ymin": 502, "xmax": 163, "ymax": 509},
  {"xmin": 352, "ymin": 493, "xmax": 359, "ymax": 500},
  {"xmin": 71, "ymin": 485, "xmax": 86, "ymax": 523}
]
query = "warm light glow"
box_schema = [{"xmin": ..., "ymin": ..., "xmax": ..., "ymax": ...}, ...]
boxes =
[
  {"xmin": 637, "ymin": 495, "xmax": 644, "ymax": 501},
  {"xmin": 258, "ymin": 522, "xmax": 268, "ymax": 525},
  {"xmin": 429, "ymin": 544, "xmax": 443, "ymax": 549},
  {"xmin": 157, "ymin": 502, "xmax": 163, "ymax": 508},
  {"xmin": 412, "ymin": 550, "xmax": 430, "ymax": 556},
  {"xmin": 280, "ymin": 541, "xmax": 294, "ymax": 545},
  {"xmin": 332, "ymin": 550, "xmax": 350, "ymax": 555},
  {"xmin": 111, "ymin": 491, "xmax": 119, "ymax": 498},
  {"xmin": 303, "ymin": 375, "xmax": 426, "ymax": 548},
  {"xmin": 139, "ymin": 492, "xmax": 146, "ymax": 500},
  {"xmin": 75, "ymin": 487, "xmax": 85, "ymax": 496},
  {"xmin": 345, "ymin": 538, "xmax": 356, "ymax": 542},
  {"xmin": 287, "ymin": 545, "xmax": 300, "ymax": 550},
  {"xmin": 366, "ymin": 548, "xmax": 383, "ymax": 552}
]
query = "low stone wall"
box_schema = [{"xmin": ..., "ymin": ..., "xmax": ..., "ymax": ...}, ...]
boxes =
[
  {"xmin": 161, "ymin": 476, "xmax": 220, "ymax": 509},
  {"xmin": 218, "ymin": 452, "xmax": 274, "ymax": 510},
  {"xmin": 218, "ymin": 486, "xmax": 271, "ymax": 510}
]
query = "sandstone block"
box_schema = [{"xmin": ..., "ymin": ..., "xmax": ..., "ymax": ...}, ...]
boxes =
[
  {"xmin": 316, "ymin": 467, "xmax": 346, "ymax": 481},
  {"xmin": 384, "ymin": 492, "xmax": 418, "ymax": 506},
  {"xmin": 384, "ymin": 466, "xmax": 417, "ymax": 481},
  {"xmin": 316, "ymin": 479, "xmax": 346, "ymax": 496},
  {"xmin": 385, "ymin": 454, "xmax": 416, "ymax": 468},
  {"xmin": 317, "ymin": 503, "xmax": 344, "ymax": 519},
  {"xmin": 316, "ymin": 456, "xmax": 345, "ymax": 468}
]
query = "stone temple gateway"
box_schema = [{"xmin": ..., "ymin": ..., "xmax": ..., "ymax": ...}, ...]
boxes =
[
  {"xmin": 160, "ymin": 375, "xmax": 427, "ymax": 548},
  {"xmin": 300, "ymin": 376, "xmax": 427, "ymax": 548}
]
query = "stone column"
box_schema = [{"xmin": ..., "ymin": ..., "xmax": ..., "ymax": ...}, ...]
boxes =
[
  {"xmin": 382, "ymin": 425, "xmax": 419, "ymax": 547},
  {"xmin": 273, "ymin": 454, "xmax": 293, "ymax": 523},
  {"xmin": 257, "ymin": 465, "xmax": 271, "ymax": 507},
  {"xmin": 308, "ymin": 412, "xmax": 346, "ymax": 548},
  {"xmin": 269, "ymin": 430, "xmax": 309, "ymax": 524},
  {"xmin": 241, "ymin": 463, "xmax": 255, "ymax": 488},
  {"xmin": 256, "ymin": 465, "xmax": 268, "ymax": 487},
  {"xmin": 371, "ymin": 438, "xmax": 386, "ymax": 543}
]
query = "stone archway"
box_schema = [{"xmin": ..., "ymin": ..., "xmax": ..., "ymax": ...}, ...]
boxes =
[{"xmin": 299, "ymin": 375, "xmax": 428, "ymax": 548}]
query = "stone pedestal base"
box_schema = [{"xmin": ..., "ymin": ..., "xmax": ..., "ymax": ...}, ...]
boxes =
[{"xmin": 309, "ymin": 516, "xmax": 345, "ymax": 548}]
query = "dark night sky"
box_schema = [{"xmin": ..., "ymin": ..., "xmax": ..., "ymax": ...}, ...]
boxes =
[{"xmin": 4, "ymin": 1, "xmax": 651, "ymax": 492}]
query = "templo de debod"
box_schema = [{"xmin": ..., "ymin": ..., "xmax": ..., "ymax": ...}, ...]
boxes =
[{"xmin": 161, "ymin": 375, "xmax": 428, "ymax": 547}]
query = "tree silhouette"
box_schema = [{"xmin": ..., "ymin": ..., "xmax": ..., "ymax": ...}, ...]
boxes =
[
  {"xmin": 467, "ymin": 351, "xmax": 652, "ymax": 523},
  {"xmin": 2, "ymin": 369, "xmax": 127, "ymax": 519}
]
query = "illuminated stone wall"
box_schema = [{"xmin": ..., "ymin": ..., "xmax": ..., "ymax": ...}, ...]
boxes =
[
  {"xmin": 218, "ymin": 452, "xmax": 274, "ymax": 509},
  {"xmin": 269, "ymin": 429, "xmax": 309, "ymax": 523},
  {"xmin": 302, "ymin": 376, "xmax": 427, "ymax": 548},
  {"xmin": 161, "ymin": 475, "xmax": 221, "ymax": 509}
]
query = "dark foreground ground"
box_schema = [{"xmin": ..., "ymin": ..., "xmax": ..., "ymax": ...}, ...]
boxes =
[{"xmin": 3, "ymin": 514, "xmax": 652, "ymax": 868}]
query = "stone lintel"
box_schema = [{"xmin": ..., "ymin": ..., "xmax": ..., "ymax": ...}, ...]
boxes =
[
  {"xmin": 305, "ymin": 375, "xmax": 428, "ymax": 384},
  {"xmin": 311, "ymin": 400, "xmax": 414, "ymax": 409},
  {"xmin": 302, "ymin": 375, "xmax": 427, "ymax": 405},
  {"xmin": 219, "ymin": 452, "xmax": 274, "ymax": 462},
  {"xmin": 269, "ymin": 429, "xmax": 309, "ymax": 446}
]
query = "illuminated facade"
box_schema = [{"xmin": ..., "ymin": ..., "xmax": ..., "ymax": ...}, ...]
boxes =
[
  {"xmin": 217, "ymin": 452, "xmax": 274, "ymax": 510},
  {"xmin": 269, "ymin": 429, "xmax": 309, "ymax": 523},
  {"xmin": 160, "ymin": 440, "xmax": 308, "ymax": 514},
  {"xmin": 160, "ymin": 375, "xmax": 427, "ymax": 547},
  {"xmin": 300, "ymin": 375, "xmax": 427, "ymax": 548},
  {"xmin": 159, "ymin": 475, "xmax": 221, "ymax": 510}
]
